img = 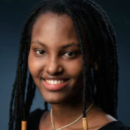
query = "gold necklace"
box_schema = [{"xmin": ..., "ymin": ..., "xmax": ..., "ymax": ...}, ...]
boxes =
[{"xmin": 50, "ymin": 101, "xmax": 94, "ymax": 130}]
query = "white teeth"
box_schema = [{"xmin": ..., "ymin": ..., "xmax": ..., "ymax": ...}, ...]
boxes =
[{"xmin": 46, "ymin": 80, "xmax": 64, "ymax": 84}]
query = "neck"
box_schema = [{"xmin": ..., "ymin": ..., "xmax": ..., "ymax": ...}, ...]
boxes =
[{"xmin": 50, "ymin": 98, "xmax": 92, "ymax": 129}]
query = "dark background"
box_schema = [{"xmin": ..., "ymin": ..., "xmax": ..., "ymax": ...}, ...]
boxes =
[{"xmin": 0, "ymin": 0, "xmax": 130, "ymax": 129}]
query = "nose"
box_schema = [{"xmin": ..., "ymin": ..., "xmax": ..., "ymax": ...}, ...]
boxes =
[{"xmin": 46, "ymin": 57, "xmax": 63, "ymax": 75}]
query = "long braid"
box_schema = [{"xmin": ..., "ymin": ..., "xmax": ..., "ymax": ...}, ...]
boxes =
[
  {"xmin": 9, "ymin": 2, "xmax": 50, "ymax": 129},
  {"xmin": 13, "ymin": 45, "xmax": 25, "ymax": 130},
  {"xmin": 90, "ymin": 7, "xmax": 118, "ymax": 117},
  {"xmin": 71, "ymin": 16, "xmax": 88, "ymax": 118},
  {"xmin": 84, "ymin": 1, "xmax": 117, "ymax": 117},
  {"xmin": 9, "ymin": 40, "xmax": 25, "ymax": 130},
  {"xmin": 86, "ymin": 3, "xmax": 118, "ymax": 117},
  {"xmin": 24, "ymin": 74, "xmax": 36, "ymax": 118},
  {"xmin": 61, "ymin": 1, "xmax": 91, "ymax": 119},
  {"xmin": 62, "ymin": 0, "xmax": 88, "ymax": 118},
  {"xmin": 20, "ymin": 50, "xmax": 28, "ymax": 121},
  {"xmin": 65, "ymin": 0, "xmax": 118, "ymax": 117},
  {"xmin": 9, "ymin": 24, "xmax": 29, "ymax": 130}
]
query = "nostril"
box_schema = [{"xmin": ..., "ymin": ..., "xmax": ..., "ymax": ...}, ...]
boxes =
[{"xmin": 46, "ymin": 68, "xmax": 63, "ymax": 75}]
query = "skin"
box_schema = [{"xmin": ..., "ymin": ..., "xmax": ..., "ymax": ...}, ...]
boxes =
[{"xmin": 28, "ymin": 12, "xmax": 116, "ymax": 130}]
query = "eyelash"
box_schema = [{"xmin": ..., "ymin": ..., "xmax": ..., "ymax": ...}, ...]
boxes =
[
  {"xmin": 64, "ymin": 51, "xmax": 80, "ymax": 58},
  {"xmin": 35, "ymin": 50, "xmax": 45, "ymax": 55},
  {"xmin": 34, "ymin": 49, "xmax": 80, "ymax": 58}
]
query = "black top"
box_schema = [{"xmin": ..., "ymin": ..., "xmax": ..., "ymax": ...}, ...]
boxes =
[{"xmin": 27, "ymin": 109, "xmax": 130, "ymax": 130}]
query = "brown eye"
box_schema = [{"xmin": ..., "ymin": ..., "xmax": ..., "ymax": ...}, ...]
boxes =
[
  {"xmin": 64, "ymin": 51, "xmax": 81, "ymax": 59},
  {"xmin": 65, "ymin": 52, "xmax": 75, "ymax": 57},
  {"xmin": 35, "ymin": 50, "xmax": 45, "ymax": 55}
]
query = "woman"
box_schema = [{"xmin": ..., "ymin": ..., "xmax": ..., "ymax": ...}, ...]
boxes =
[{"xmin": 8, "ymin": 0, "xmax": 130, "ymax": 130}]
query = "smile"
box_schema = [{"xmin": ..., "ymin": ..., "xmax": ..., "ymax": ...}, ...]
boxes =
[
  {"xmin": 43, "ymin": 79, "xmax": 69, "ymax": 91},
  {"xmin": 45, "ymin": 80, "xmax": 65, "ymax": 84}
]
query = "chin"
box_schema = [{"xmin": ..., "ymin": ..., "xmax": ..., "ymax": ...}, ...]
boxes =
[
  {"xmin": 45, "ymin": 100, "xmax": 64, "ymax": 105},
  {"xmin": 43, "ymin": 95, "xmax": 68, "ymax": 104},
  {"xmin": 41, "ymin": 90, "xmax": 82, "ymax": 105}
]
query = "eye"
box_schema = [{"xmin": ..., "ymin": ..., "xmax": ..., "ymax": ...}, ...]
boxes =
[
  {"xmin": 64, "ymin": 51, "xmax": 81, "ymax": 59},
  {"xmin": 35, "ymin": 50, "xmax": 45, "ymax": 55},
  {"xmin": 65, "ymin": 52, "xmax": 75, "ymax": 57}
]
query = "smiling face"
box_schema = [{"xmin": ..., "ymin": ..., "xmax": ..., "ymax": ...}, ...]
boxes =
[{"xmin": 28, "ymin": 12, "xmax": 90, "ymax": 104}]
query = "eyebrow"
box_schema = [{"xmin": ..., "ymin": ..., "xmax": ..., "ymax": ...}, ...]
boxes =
[{"xmin": 31, "ymin": 41, "xmax": 80, "ymax": 48}]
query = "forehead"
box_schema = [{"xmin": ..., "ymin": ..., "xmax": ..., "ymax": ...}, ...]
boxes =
[
  {"xmin": 31, "ymin": 12, "xmax": 80, "ymax": 47},
  {"xmin": 32, "ymin": 12, "xmax": 77, "ymax": 37},
  {"xmin": 33, "ymin": 12, "xmax": 74, "ymax": 27}
]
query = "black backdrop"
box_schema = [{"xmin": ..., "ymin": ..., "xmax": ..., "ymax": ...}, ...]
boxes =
[{"xmin": 0, "ymin": 0, "xmax": 130, "ymax": 129}]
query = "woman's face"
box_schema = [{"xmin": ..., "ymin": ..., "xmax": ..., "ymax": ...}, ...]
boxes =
[{"xmin": 28, "ymin": 12, "xmax": 89, "ymax": 104}]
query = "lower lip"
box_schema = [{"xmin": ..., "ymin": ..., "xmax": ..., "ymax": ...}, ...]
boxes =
[{"xmin": 43, "ymin": 80, "xmax": 69, "ymax": 91}]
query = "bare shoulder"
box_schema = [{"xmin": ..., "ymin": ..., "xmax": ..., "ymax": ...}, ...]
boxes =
[{"xmin": 88, "ymin": 105, "xmax": 117, "ymax": 130}]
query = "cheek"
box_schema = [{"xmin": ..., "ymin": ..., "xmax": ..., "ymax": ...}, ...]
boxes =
[
  {"xmin": 28, "ymin": 51, "xmax": 43, "ymax": 78},
  {"xmin": 65, "ymin": 56, "xmax": 83, "ymax": 78}
]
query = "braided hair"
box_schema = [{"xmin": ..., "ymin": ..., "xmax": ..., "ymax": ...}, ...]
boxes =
[{"xmin": 9, "ymin": 0, "xmax": 118, "ymax": 130}]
